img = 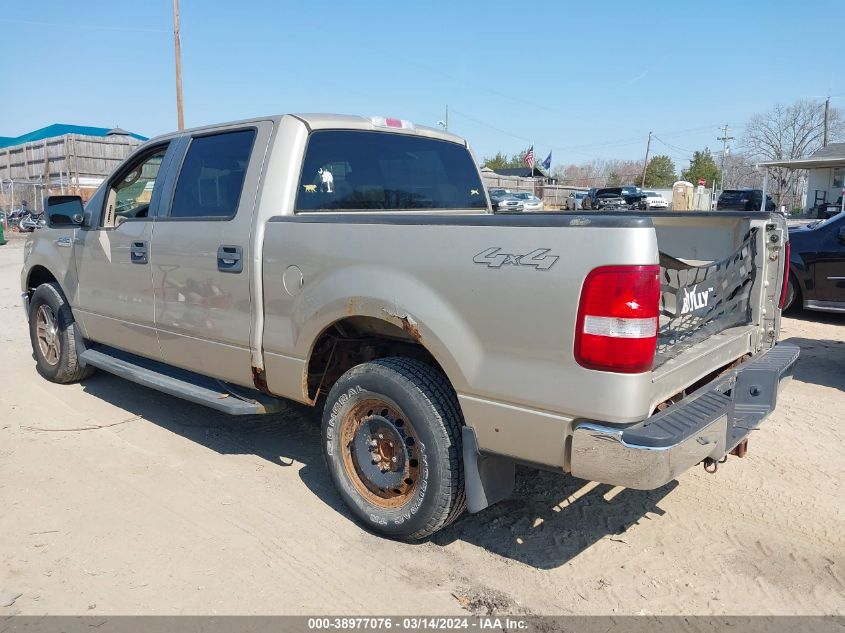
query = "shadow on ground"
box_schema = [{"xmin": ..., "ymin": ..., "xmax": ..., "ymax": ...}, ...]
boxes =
[
  {"xmin": 433, "ymin": 471, "xmax": 675, "ymax": 569},
  {"xmin": 780, "ymin": 336, "xmax": 845, "ymax": 392},
  {"xmin": 78, "ymin": 374, "xmax": 675, "ymax": 569}
]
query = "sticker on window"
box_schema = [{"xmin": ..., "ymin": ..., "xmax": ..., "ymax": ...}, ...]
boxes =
[{"xmin": 319, "ymin": 167, "xmax": 334, "ymax": 193}]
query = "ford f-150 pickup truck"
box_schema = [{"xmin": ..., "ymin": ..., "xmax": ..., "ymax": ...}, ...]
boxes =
[{"xmin": 21, "ymin": 114, "xmax": 798, "ymax": 540}]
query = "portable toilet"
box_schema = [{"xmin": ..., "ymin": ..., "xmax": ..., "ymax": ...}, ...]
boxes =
[{"xmin": 672, "ymin": 181, "xmax": 694, "ymax": 211}]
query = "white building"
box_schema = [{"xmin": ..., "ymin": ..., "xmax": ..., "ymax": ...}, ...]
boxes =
[{"xmin": 759, "ymin": 143, "xmax": 845, "ymax": 214}]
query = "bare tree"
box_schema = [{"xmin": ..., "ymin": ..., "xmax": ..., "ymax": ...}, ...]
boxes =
[
  {"xmin": 743, "ymin": 99, "xmax": 844, "ymax": 208},
  {"xmin": 723, "ymin": 151, "xmax": 764, "ymax": 189},
  {"xmin": 553, "ymin": 158, "xmax": 643, "ymax": 188}
]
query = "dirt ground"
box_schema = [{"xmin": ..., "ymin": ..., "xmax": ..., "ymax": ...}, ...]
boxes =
[{"xmin": 1, "ymin": 234, "xmax": 843, "ymax": 616}]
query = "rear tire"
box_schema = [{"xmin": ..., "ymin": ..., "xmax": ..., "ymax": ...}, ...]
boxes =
[
  {"xmin": 28, "ymin": 282, "xmax": 94, "ymax": 384},
  {"xmin": 321, "ymin": 357, "xmax": 465, "ymax": 540}
]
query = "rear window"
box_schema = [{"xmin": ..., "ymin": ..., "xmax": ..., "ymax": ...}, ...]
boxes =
[
  {"xmin": 170, "ymin": 129, "xmax": 255, "ymax": 219},
  {"xmin": 295, "ymin": 130, "xmax": 486, "ymax": 211},
  {"xmin": 720, "ymin": 190, "xmax": 752, "ymax": 202}
]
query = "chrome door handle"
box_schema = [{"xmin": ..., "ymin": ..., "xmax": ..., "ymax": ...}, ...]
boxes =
[{"xmin": 56, "ymin": 237, "xmax": 73, "ymax": 248}]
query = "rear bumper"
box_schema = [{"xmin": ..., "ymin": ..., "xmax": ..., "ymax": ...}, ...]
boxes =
[{"xmin": 570, "ymin": 343, "xmax": 800, "ymax": 489}]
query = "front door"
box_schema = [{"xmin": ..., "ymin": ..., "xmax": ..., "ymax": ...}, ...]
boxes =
[
  {"xmin": 73, "ymin": 142, "xmax": 176, "ymax": 358},
  {"xmin": 150, "ymin": 123, "xmax": 271, "ymax": 386}
]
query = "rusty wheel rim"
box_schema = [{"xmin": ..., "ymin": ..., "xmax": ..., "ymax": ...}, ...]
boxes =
[
  {"xmin": 339, "ymin": 398, "xmax": 421, "ymax": 509},
  {"xmin": 36, "ymin": 304, "xmax": 60, "ymax": 366}
]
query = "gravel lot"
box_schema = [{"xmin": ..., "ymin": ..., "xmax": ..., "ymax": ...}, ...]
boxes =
[{"xmin": 1, "ymin": 235, "xmax": 843, "ymax": 616}]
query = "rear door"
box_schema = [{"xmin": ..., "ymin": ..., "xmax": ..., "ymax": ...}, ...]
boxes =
[{"xmin": 150, "ymin": 122, "xmax": 272, "ymax": 385}]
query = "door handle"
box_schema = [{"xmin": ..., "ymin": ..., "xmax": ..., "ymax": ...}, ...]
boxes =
[
  {"xmin": 130, "ymin": 240, "xmax": 148, "ymax": 264},
  {"xmin": 217, "ymin": 245, "xmax": 243, "ymax": 273}
]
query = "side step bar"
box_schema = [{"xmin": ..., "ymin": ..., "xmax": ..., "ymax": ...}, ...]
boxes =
[{"xmin": 79, "ymin": 346, "xmax": 285, "ymax": 415}]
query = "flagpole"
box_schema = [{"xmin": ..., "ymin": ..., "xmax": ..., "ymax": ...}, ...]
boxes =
[{"xmin": 531, "ymin": 141, "xmax": 536, "ymax": 197}]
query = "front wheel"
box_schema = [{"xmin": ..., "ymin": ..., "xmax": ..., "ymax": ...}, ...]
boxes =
[
  {"xmin": 783, "ymin": 275, "xmax": 800, "ymax": 312},
  {"xmin": 28, "ymin": 282, "xmax": 94, "ymax": 383},
  {"xmin": 321, "ymin": 358, "xmax": 465, "ymax": 540}
]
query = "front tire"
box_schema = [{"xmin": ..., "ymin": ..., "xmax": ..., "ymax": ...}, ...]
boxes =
[
  {"xmin": 783, "ymin": 275, "xmax": 800, "ymax": 312},
  {"xmin": 28, "ymin": 282, "xmax": 94, "ymax": 383},
  {"xmin": 321, "ymin": 357, "xmax": 465, "ymax": 540}
]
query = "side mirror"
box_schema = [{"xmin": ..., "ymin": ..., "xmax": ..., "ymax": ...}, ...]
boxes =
[{"xmin": 44, "ymin": 195, "xmax": 85, "ymax": 228}]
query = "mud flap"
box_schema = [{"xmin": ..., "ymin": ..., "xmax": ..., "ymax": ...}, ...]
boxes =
[{"xmin": 462, "ymin": 426, "xmax": 515, "ymax": 513}]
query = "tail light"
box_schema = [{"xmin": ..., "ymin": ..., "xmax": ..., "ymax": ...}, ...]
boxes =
[
  {"xmin": 778, "ymin": 240, "xmax": 791, "ymax": 309},
  {"xmin": 370, "ymin": 116, "xmax": 415, "ymax": 130},
  {"xmin": 575, "ymin": 265, "xmax": 661, "ymax": 373}
]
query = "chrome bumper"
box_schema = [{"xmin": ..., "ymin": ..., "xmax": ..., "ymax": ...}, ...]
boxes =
[{"xmin": 570, "ymin": 344, "xmax": 800, "ymax": 490}]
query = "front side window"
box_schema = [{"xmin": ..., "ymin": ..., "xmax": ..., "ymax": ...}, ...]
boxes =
[
  {"xmin": 170, "ymin": 129, "xmax": 256, "ymax": 219},
  {"xmin": 102, "ymin": 146, "xmax": 168, "ymax": 227},
  {"xmin": 295, "ymin": 130, "xmax": 486, "ymax": 211}
]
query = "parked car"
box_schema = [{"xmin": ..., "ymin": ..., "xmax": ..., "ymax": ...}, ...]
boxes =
[
  {"xmin": 564, "ymin": 191, "xmax": 588, "ymax": 210},
  {"xmin": 584, "ymin": 187, "xmax": 628, "ymax": 210},
  {"xmin": 22, "ymin": 113, "xmax": 796, "ymax": 540},
  {"xmin": 620, "ymin": 185, "xmax": 648, "ymax": 210},
  {"xmin": 815, "ymin": 196, "xmax": 844, "ymax": 219},
  {"xmin": 783, "ymin": 211, "xmax": 845, "ymax": 312},
  {"xmin": 643, "ymin": 191, "xmax": 669, "ymax": 210},
  {"xmin": 716, "ymin": 189, "xmax": 775, "ymax": 212},
  {"xmin": 488, "ymin": 188, "xmax": 524, "ymax": 213},
  {"xmin": 510, "ymin": 192, "xmax": 544, "ymax": 212}
]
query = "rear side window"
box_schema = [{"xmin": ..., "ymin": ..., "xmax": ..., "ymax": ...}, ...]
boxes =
[
  {"xmin": 170, "ymin": 129, "xmax": 256, "ymax": 219},
  {"xmin": 295, "ymin": 130, "xmax": 486, "ymax": 211}
]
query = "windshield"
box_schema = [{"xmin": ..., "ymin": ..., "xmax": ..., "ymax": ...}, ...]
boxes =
[
  {"xmin": 513, "ymin": 193, "xmax": 534, "ymax": 200},
  {"xmin": 645, "ymin": 191, "xmax": 658, "ymax": 197},
  {"xmin": 296, "ymin": 130, "xmax": 487, "ymax": 211},
  {"xmin": 812, "ymin": 210, "xmax": 845, "ymax": 229}
]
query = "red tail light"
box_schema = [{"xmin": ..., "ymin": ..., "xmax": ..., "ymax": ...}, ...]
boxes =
[
  {"xmin": 575, "ymin": 265, "xmax": 660, "ymax": 373},
  {"xmin": 778, "ymin": 240, "xmax": 791, "ymax": 309}
]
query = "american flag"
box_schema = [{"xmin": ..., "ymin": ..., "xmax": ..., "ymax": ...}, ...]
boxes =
[{"xmin": 523, "ymin": 146, "xmax": 534, "ymax": 168}]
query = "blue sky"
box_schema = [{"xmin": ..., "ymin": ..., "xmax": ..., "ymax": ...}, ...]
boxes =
[{"xmin": 1, "ymin": 0, "xmax": 840, "ymax": 168}]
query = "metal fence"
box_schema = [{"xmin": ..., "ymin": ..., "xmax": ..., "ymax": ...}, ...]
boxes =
[{"xmin": 1, "ymin": 179, "xmax": 48, "ymax": 213}]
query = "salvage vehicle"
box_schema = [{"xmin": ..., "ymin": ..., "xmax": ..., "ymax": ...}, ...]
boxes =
[
  {"xmin": 583, "ymin": 187, "xmax": 628, "ymax": 210},
  {"xmin": 22, "ymin": 114, "xmax": 798, "ymax": 540},
  {"xmin": 784, "ymin": 211, "xmax": 845, "ymax": 312},
  {"xmin": 488, "ymin": 188, "xmax": 524, "ymax": 213}
]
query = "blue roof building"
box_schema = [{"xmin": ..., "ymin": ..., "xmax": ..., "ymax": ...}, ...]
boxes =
[{"xmin": 0, "ymin": 124, "xmax": 146, "ymax": 150}]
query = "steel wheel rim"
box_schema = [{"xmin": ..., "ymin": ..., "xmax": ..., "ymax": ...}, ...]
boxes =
[
  {"xmin": 339, "ymin": 398, "xmax": 421, "ymax": 509},
  {"xmin": 36, "ymin": 304, "xmax": 60, "ymax": 366}
]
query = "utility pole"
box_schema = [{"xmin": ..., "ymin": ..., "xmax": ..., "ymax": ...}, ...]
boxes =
[
  {"xmin": 640, "ymin": 131, "xmax": 652, "ymax": 188},
  {"xmin": 823, "ymin": 96, "xmax": 830, "ymax": 147},
  {"xmin": 717, "ymin": 124, "xmax": 734, "ymax": 190},
  {"xmin": 173, "ymin": 0, "xmax": 184, "ymax": 131}
]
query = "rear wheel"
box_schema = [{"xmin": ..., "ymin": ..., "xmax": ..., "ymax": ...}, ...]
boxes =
[
  {"xmin": 28, "ymin": 282, "xmax": 94, "ymax": 383},
  {"xmin": 321, "ymin": 357, "xmax": 465, "ymax": 540}
]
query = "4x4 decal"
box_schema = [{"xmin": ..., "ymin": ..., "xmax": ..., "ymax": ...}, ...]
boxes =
[{"xmin": 473, "ymin": 247, "xmax": 559, "ymax": 270}]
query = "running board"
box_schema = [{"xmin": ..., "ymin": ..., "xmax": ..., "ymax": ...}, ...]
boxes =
[{"xmin": 79, "ymin": 346, "xmax": 285, "ymax": 415}]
